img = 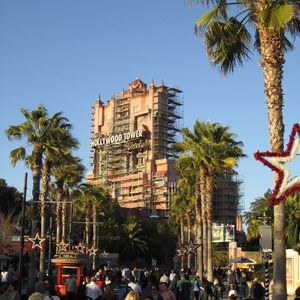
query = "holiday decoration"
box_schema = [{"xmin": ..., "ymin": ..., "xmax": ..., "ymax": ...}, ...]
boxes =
[
  {"xmin": 100, "ymin": 250, "xmax": 110, "ymax": 258},
  {"xmin": 87, "ymin": 245, "xmax": 99, "ymax": 257},
  {"xmin": 74, "ymin": 240, "xmax": 87, "ymax": 253},
  {"xmin": 55, "ymin": 237, "xmax": 71, "ymax": 253},
  {"xmin": 185, "ymin": 238, "xmax": 200, "ymax": 256},
  {"xmin": 254, "ymin": 123, "xmax": 300, "ymax": 206},
  {"xmin": 26, "ymin": 229, "xmax": 49, "ymax": 252},
  {"xmin": 176, "ymin": 244, "xmax": 187, "ymax": 258}
]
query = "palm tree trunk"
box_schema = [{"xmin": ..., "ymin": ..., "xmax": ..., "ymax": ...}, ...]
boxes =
[
  {"xmin": 195, "ymin": 177, "xmax": 203, "ymax": 279},
  {"xmin": 56, "ymin": 180, "xmax": 64, "ymax": 244},
  {"xmin": 206, "ymin": 172, "xmax": 214, "ymax": 282},
  {"xmin": 62, "ymin": 188, "xmax": 68, "ymax": 239},
  {"xmin": 93, "ymin": 204, "xmax": 97, "ymax": 269},
  {"xmin": 28, "ymin": 146, "xmax": 43, "ymax": 295},
  {"xmin": 200, "ymin": 166, "xmax": 207, "ymax": 278},
  {"xmin": 40, "ymin": 158, "xmax": 51, "ymax": 277},
  {"xmin": 86, "ymin": 201, "xmax": 91, "ymax": 247},
  {"xmin": 187, "ymin": 210, "xmax": 191, "ymax": 269},
  {"xmin": 258, "ymin": 25, "xmax": 286, "ymax": 300},
  {"xmin": 180, "ymin": 218, "xmax": 184, "ymax": 270}
]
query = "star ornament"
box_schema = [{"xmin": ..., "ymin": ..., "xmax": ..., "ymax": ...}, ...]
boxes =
[
  {"xmin": 74, "ymin": 240, "xmax": 87, "ymax": 253},
  {"xmin": 55, "ymin": 237, "xmax": 71, "ymax": 253},
  {"xmin": 26, "ymin": 229, "xmax": 49, "ymax": 252},
  {"xmin": 185, "ymin": 239, "xmax": 200, "ymax": 257},
  {"xmin": 254, "ymin": 123, "xmax": 300, "ymax": 206},
  {"xmin": 100, "ymin": 250, "xmax": 110, "ymax": 258},
  {"xmin": 88, "ymin": 245, "xmax": 99, "ymax": 257},
  {"xmin": 176, "ymin": 244, "xmax": 187, "ymax": 258}
]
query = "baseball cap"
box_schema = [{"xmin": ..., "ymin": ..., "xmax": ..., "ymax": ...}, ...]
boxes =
[{"xmin": 228, "ymin": 290, "xmax": 238, "ymax": 297}]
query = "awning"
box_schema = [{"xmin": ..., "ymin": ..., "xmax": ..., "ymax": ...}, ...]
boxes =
[{"xmin": 153, "ymin": 170, "xmax": 167, "ymax": 177}]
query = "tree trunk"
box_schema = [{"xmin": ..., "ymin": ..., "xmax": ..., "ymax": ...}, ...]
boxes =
[
  {"xmin": 206, "ymin": 171, "xmax": 214, "ymax": 282},
  {"xmin": 86, "ymin": 201, "xmax": 91, "ymax": 247},
  {"xmin": 187, "ymin": 210, "xmax": 191, "ymax": 269},
  {"xmin": 56, "ymin": 179, "xmax": 64, "ymax": 244},
  {"xmin": 200, "ymin": 166, "xmax": 207, "ymax": 278},
  {"xmin": 195, "ymin": 175, "xmax": 203, "ymax": 279},
  {"xmin": 93, "ymin": 204, "xmax": 97, "ymax": 269},
  {"xmin": 27, "ymin": 146, "xmax": 43, "ymax": 296},
  {"xmin": 258, "ymin": 24, "xmax": 286, "ymax": 300},
  {"xmin": 39, "ymin": 158, "xmax": 51, "ymax": 277},
  {"xmin": 62, "ymin": 188, "xmax": 68, "ymax": 239},
  {"xmin": 180, "ymin": 218, "xmax": 184, "ymax": 270}
]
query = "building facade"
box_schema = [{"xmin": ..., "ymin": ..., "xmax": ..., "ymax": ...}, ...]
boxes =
[{"xmin": 87, "ymin": 78, "xmax": 183, "ymax": 218}]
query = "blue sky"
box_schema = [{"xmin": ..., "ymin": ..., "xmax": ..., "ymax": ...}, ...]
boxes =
[{"xmin": 1, "ymin": 0, "xmax": 299, "ymax": 216}]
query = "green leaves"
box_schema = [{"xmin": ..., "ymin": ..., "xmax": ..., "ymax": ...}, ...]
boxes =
[
  {"xmin": 258, "ymin": 2, "xmax": 295, "ymax": 32},
  {"xmin": 204, "ymin": 18, "xmax": 252, "ymax": 75}
]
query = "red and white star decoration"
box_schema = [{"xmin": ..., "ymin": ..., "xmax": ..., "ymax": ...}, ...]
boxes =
[
  {"xmin": 74, "ymin": 240, "xmax": 87, "ymax": 253},
  {"xmin": 26, "ymin": 229, "xmax": 49, "ymax": 252},
  {"xmin": 176, "ymin": 244, "xmax": 187, "ymax": 258},
  {"xmin": 55, "ymin": 237, "xmax": 71, "ymax": 253},
  {"xmin": 87, "ymin": 245, "xmax": 99, "ymax": 257},
  {"xmin": 185, "ymin": 239, "xmax": 200, "ymax": 256},
  {"xmin": 254, "ymin": 123, "xmax": 300, "ymax": 206}
]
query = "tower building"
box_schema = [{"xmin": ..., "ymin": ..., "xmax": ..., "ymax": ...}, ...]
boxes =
[{"xmin": 87, "ymin": 78, "xmax": 183, "ymax": 218}]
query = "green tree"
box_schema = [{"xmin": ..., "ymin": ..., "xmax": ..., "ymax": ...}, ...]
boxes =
[
  {"xmin": 6, "ymin": 104, "xmax": 50, "ymax": 293},
  {"xmin": 120, "ymin": 217, "xmax": 148, "ymax": 260},
  {"xmin": 0, "ymin": 179, "xmax": 23, "ymax": 216},
  {"xmin": 39, "ymin": 113, "xmax": 78, "ymax": 274},
  {"xmin": 174, "ymin": 120, "xmax": 245, "ymax": 280},
  {"xmin": 189, "ymin": 0, "xmax": 299, "ymax": 295}
]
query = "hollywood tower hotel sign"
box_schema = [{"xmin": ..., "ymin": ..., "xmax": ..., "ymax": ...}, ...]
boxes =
[{"xmin": 87, "ymin": 78, "xmax": 183, "ymax": 218}]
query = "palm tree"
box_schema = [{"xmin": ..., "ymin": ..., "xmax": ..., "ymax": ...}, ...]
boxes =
[
  {"xmin": 189, "ymin": 0, "xmax": 299, "ymax": 296},
  {"xmin": 6, "ymin": 105, "xmax": 49, "ymax": 293},
  {"xmin": 5, "ymin": 104, "xmax": 48, "ymax": 234},
  {"xmin": 39, "ymin": 113, "xmax": 78, "ymax": 274},
  {"xmin": 203, "ymin": 123, "xmax": 245, "ymax": 281},
  {"xmin": 175, "ymin": 155, "xmax": 196, "ymax": 268},
  {"xmin": 174, "ymin": 120, "xmax": 245, "ymax": 280},
  {"xmin": 52, "ymin": 155, "xmax": 85, "ymax": 240},
  {"xmin": 120, "ymin": 218, "xmax": 148, "ymax": 260},
  {"xmin": 169, "ymin": 192, "xmax": 189, "ymax": 269}
]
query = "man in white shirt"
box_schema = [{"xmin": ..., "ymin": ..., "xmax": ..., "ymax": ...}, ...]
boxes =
[
  {"xmin": 86, "ymin": 277, "xmax": 102, "ymax": 300},
  {"xmin": 128, "ymin": 278, "xmax": 142, "ymax": 295}
]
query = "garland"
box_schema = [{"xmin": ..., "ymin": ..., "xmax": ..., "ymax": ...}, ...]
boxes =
[{"xmin": 254, "ymin": 123, "xmax": 300, "ymax": 206}]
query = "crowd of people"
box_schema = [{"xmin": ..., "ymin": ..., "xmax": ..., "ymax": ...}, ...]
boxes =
[{"xmin": 1, "ymin": 264, "xmax": 300, "ymax": 300}]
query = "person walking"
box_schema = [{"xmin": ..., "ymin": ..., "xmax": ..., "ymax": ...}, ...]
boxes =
[
  {"xmin": 86, "ymin": 277, "xmax": 102, "ymax": 300},
  {"xmin": 249, "ymin": 278, "xmax": 264, "ymax": 300},
  {"xmin": 65, "ymin": 273, "xmax": 77, "ymax": 300},
  {"xmin": 176, "ymin": 273, "xmax": 191, "ymax": 300},
  {"xmin": 238, "ymin": 273, "xmax": 247, "ymax": 300}
]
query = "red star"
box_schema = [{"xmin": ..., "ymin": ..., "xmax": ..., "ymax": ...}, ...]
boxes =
[
  {"xmin": 26, "ymin": 229, "xmax": 49, "ymax": 252},
  {"xmin": 185, "ymin": 239, "xmax": 200, "ymax": 256},
  {"xmin": 176, "ymin": 244, "xmax": 187, "ymax": 258},
  {"xmin": 87, "ymin": 245, "xmax": 99, "ymax": 257},
  {"xmin": 254, "ymin": 123, "xmax": 300, "ymax": 206},
  {"xmin": 55, "ymin": 237, "xmax": 71, "ymax": 253},
  {"xmin": 74, "ymin": 240, "xmax": 87, "ymax": 253}
]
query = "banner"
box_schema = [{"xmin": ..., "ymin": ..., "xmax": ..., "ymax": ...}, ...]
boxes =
[{"xmin": 212, "ymin": 225, "xmax": 235, "ymax": 243}]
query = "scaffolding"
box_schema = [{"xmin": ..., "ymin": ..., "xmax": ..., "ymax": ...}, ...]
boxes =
[{"xmin": 89, "ymin": 80, "xmax": 183, "ymax": 218}]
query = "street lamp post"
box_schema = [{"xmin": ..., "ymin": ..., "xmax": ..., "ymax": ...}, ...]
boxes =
[{"xmin": 259, "ymin": 212, "xmax": 273, "ymax": 300}]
